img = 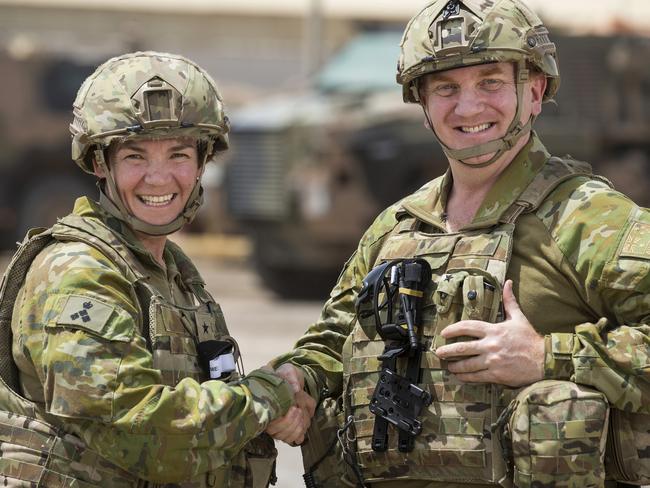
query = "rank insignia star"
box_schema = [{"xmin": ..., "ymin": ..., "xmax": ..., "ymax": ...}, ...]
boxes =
[{"xmin": 202, "ymin": 323, "xmax": 209, "ymax": 333}]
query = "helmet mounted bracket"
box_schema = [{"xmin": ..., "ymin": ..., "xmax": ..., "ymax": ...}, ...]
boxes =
[{"xmin": 132, "ymin": 78, "xmax": 183, "ymax": 130}]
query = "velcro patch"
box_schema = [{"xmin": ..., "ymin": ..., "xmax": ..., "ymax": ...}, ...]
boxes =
[
  {"xmin": 56, "ymin": 295, "xmax": 115, "ymax": 335},
  {"xmin": 620, "ymin": 222, "xmax": 650, "ymax": 259}
]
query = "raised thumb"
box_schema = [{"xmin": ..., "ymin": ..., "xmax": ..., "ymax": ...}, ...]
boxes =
[{"xmin": 503, "ymin": 279, "xmax": 522, "ymax": 320}]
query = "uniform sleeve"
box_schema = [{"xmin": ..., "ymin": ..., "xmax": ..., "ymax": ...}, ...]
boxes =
[
  {"xmin": 543, "ymin": 196, "xmax": 650, "ymax": 414},
  {"xmin": 271, "ymin": 251, "xmax": 364, "ymax": 401},
  {"xmin": 271, "ymin": 208, "xmax": 398, "ymax": 402},
  {"xmin": 14, "ymin": 241, "xmax": 293, "ymax": 483}
]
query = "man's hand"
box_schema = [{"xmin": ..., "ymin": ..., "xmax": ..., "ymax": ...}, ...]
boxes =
[
  {"xmin": 265, "ymin": 364, "xmax": 316, "ymax": 445},
  {"xmin": 274, "ymin": 363, "xmax": 305, "ymax": 394},
  {"xmin": 434, "ymin": 279, "xmax": 545, "ymax": 387}
]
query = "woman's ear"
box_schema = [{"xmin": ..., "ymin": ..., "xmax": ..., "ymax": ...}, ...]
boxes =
[{"xmin": 92, "ymin": 157, "xmax": 107, "ymax": 178}]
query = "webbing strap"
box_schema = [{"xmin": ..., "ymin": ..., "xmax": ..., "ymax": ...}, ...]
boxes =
[
  {"xmin": 505, "ymin": 157, "xmax": 601, "ymax": 219},
  {"xmin": 0, "ymin": 230, "xmax": 53, "ymax": 395},
  {"xmin": 53, "ymin": 215, "xmax": 145, "ymax": 283},
  {"xmin": 0, "ymin": 410, "xmax": 137, "ymax": 488}
]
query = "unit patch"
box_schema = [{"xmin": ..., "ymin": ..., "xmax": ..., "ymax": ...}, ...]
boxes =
[
  {"xmin": 620, "ymin": 222, "xmax": 650, "ymax": 259},
  {"xmin": 56, "ymin": 295, "xmax": 115, "ymax": 334}
]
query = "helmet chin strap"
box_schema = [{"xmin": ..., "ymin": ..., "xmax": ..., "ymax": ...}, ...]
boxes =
[
  {"xmin": 419, "ymin": 61, "xmax": 534, "ymax": 169},
  {"xmin": 94, "ymin": 149, "xmax": 204, "ymax": 237}
]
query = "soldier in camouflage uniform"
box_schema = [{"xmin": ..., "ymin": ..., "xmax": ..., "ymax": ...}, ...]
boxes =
[
  {"xmin": 0, "ymin": 51, "xmax": 313, "ymax": 487},
  {"xmin": 269, "ymin": 1, "xmax": 650, "ymax": 487}
]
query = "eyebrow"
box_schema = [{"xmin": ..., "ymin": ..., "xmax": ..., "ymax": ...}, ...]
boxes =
[
  {"xmin": 117, "ymin": 141, "xmax": 194, "ymax": 152},
  {"xmin": 476, "ymin": 65, "xmax": 507, "ymax": 77},
  {"xmin": 118, "ymin": 142, "xmax": 145, "ymax": 152},
  {"xmin": 427, "ymin": 64, "xmax": 507, "ymax": 84},
  {"xmin": 169, "ymin": 143, "xmax": 194, "ymax": 151}
]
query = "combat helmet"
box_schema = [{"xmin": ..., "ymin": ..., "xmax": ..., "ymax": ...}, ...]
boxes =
[
  {"xmin": 397, "ymin": 0, "xmax": 559, "ymax": 167},
  {"xmin": 70, "ymin": 51, "xmax": 230, "ymax": 235}
]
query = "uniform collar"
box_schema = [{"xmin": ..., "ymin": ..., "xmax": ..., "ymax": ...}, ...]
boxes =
[
  {"xmin": 72, "ymin": 196, "xmax": 172, "ymax": 272},
  {"xmin": 401, "ymin": 132, "xmax": 551, "ymax": 230}
]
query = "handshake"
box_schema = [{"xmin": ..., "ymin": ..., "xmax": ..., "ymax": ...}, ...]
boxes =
[{"xmin": 264, "ymin": 364, "xmax": 317, "ymax": 445}]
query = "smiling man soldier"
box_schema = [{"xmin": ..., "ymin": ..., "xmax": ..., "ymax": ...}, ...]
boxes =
[{"xmin": 267, "ymin": 1, "xmax": 650, "ymax": 487}]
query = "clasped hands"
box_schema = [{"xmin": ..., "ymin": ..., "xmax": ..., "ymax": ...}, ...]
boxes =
[{"xmin": 265, "ymin": 363, "xmax": 316, "ymax": 445}]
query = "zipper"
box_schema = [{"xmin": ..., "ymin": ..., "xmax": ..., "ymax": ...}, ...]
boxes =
[{"xmin": 606, "ymin": 410, "xmax": 630, "ymax": 482}]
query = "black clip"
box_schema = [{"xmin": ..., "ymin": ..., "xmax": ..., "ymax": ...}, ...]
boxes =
[
  {"xmin": 442, "ymin": 0, "xmax": 461, "ymax": 20},
  {"xmin": 369, "ymin": 368, "xmax": 432, "ymax": 437}
]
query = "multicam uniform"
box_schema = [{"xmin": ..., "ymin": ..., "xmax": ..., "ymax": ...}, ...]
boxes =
[
  {"xmin": 0, "ymin": 50, "xmax": 294, "ymax": 487},
  {"xmin": 275, "ymin": 135, "xmax": 650, "ymax": 487},
  {"xmin": 1, "ymin": 196, "xmax": 293, "ymax": 487},
  {"xmin": 276, "ymin": 1, "xmax": 650, "ymax": 486}
]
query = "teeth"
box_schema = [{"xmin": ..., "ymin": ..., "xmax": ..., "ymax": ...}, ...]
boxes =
[
  {"xmin": 140, "ymin": 194, "xmax": 174, "ymax": 206},
  {"xmin": 461, "ymin": 123, "xmax": 492, "ymax": 133}
]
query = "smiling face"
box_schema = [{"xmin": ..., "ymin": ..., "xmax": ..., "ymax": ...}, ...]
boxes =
[
  {"xmin": 420, "ymin": 62, "xmax": 546, "ymax": 165},
  {"xmin": 98, "ymin": 138, "xmax": 201, "ymax": 227}
]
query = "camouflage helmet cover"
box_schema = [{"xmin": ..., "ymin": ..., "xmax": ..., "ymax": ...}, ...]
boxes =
[
  {"xmin": 70, "ymin": 51, "xmax": 230, "ymax": 173},
  {"xmin": 397, "ymin": 0, "xmax": 560, "ymax": 103}
]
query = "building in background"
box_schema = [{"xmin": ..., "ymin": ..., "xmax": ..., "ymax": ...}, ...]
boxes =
[
  {"xmin": 2, "ymin": 0, "xmax": 649, "ymax": 102},
  {"xmin": 0, "ymin": 1, "xmax": 649, "ymax": 298}
]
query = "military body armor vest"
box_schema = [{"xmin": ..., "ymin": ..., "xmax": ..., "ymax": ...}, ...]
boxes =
[
  {"xmin": 0, "ymin": 215, "xmax": 269, "ymax": 488},
  {"xmin": 342, "ymin": 157, "xmax": 612, "ymax": 485}
]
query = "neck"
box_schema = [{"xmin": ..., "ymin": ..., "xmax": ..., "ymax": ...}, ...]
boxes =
[
  {"xmin": 135, "ymin": 232, "xmax": 167, "ymax": 268},
  {"xmin": 448, "ymin": 132, "xmax": 531, "ymax": 191},
  {"xmin": 444, "ymin": 132, "xmax": 531, "ymax": 231}
]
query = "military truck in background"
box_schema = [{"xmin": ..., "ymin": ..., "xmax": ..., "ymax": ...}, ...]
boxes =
[
  {"xmin": 0, "ymin": 51, "xmax": 98, "ymax": 249},
  {"xmin": 225, "ymin": 31, "xmax": 650, "ymax": 299}
]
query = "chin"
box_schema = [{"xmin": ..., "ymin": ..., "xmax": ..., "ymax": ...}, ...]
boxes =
[
  {"xmin": 451, "ymin": 151, "xmax": 498, "ymax": 166},
  {"xmin": 135, "ymin": 210, "xmax": 180, "ymax": 226}
]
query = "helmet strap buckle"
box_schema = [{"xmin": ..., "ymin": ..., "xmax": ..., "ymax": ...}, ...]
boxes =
[{"xmin": 517, "ymin": 68, "xmax": 530, "ymax": 84}]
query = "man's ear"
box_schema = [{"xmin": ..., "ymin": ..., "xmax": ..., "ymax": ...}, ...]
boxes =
[
  {"xmin": 529, "ymin": 73, "xmax": 547, "ymax": 117},
  {"xmin": 423, "ymin": 111, "xmax": 432, "ymax": 130}
]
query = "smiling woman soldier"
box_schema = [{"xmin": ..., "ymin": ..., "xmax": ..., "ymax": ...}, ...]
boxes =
[{"xmin": 0, "ymin": 51, "xmax": 307, "ymax": 487}]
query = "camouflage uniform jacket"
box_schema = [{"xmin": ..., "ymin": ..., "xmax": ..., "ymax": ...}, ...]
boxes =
[
  {"xmin": 6, "ymin": 197, "xmax": 293, "ymax": 487},
  {"xmin": 274, "ymin": 134, "xmax": 650, "ymax": 486}
]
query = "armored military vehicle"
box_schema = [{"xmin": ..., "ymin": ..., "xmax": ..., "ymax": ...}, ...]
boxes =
[
  {"xmin": 0, "ymin": 51, "xmax": 97, "ymax": 249},
  {"xmin": 225, "ymin": 31, "xmax": 650, "ymax": 298}
]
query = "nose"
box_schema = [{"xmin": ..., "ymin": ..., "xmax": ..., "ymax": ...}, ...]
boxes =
[
  {"xmin": 143, "ymin": 157, "xmax": 172, "ymax": 186},
  {"xmin": 453, "ymin": 86, "xmax": 485, "ymax": 119}
]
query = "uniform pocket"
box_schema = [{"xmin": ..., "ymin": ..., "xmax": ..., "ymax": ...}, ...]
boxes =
[
  {"xmin": 605, "ymin": 409, "xmax": 650, "ymax": 485},
  {"xmin": 509, "ymin": 380, "xmax": 609, "ymax": 488},
  {"xmin": 228, "ymin": 434, "xmax": 278, "ymax": 488},
  {"xmin": 150, "ymin": 296, "xmax": 203, "ymax": 384}
]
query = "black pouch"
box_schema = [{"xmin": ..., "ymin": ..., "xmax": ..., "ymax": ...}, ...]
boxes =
[{"xmin": 197, "ymin": 340, "xmax": 236, "ymax": 380}]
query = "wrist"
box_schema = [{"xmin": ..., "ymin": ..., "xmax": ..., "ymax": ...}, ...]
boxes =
[{"xmin": 241, "ymin": 368, "xmax": 295, "ymax": 419}]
